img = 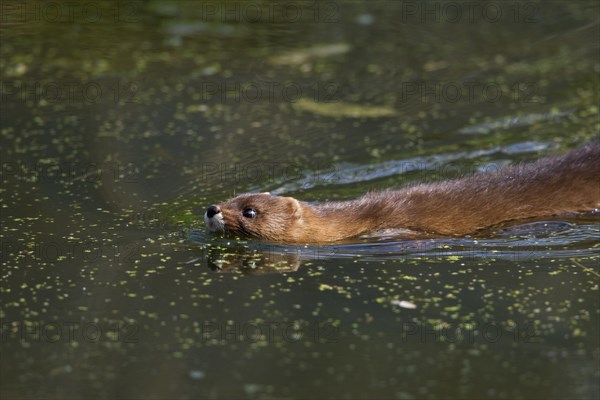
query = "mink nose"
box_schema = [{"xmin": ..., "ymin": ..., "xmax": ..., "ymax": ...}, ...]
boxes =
[{"xmin": 206, "ymin": 205, "xmax": 221, "ymax": 218}]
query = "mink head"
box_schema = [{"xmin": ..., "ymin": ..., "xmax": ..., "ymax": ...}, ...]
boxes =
[{"xmin": 204, "ymin": 193, "xmax": 304, "ymax": 242}]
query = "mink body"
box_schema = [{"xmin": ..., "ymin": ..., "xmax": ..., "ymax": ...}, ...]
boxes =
[{"xmin": 204, "ymin": 145, "xmax": 600, "ymax": 244}]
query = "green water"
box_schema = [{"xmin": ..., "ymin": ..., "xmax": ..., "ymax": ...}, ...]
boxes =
[{"xmin": 1, "ymin": 1, "xmax": 599, "ymax": 399}]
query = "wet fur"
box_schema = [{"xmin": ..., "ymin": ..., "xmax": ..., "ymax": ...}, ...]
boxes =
[{"xmin": 207, "ymin": 145, "xmax": 600, "ymax": 244}]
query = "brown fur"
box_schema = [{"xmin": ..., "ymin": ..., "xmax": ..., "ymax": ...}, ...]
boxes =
[{"xmin": 206, "ymin": 145, "xmax": 600, "ymax": 244}]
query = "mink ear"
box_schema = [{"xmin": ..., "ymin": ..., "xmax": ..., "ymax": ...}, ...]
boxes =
[{"xmin": 286, "ymin": 197, "xmax": 303, "ymax": 220}]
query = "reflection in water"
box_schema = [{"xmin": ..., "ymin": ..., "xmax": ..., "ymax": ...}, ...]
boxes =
[{"xmin": 198, "ymin": 242, "xmax": 302, "ymax": 275}]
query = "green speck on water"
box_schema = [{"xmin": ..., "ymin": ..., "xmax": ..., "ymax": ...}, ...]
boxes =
[
  {"xmin": 293, "ymin": 99, "xmax": 397, "ymax": 118},
  {"xmin": 444, "ymin": 305, "xmax": 461, "ymax": 312},
  {"xmin": 400, "ymin": 275, "xmax": 418, "ymax": 281}
]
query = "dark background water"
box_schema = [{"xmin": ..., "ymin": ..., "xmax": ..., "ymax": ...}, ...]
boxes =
[{"xmin": 1, "ymin": 1, "xmax": 599, "ymax": 399}]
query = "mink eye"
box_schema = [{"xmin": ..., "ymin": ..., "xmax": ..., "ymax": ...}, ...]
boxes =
[{"xmin": 242, "ymin": 208, "xmax": 257, "ymax": 218}]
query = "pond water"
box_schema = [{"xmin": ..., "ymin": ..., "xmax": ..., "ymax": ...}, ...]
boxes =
[{"xmin": 1, "ymin": 1, "xmax": 599, "ymax": 399}]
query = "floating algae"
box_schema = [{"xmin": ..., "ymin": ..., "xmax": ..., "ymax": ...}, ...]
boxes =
[
  {"xmin": 293, "ymin": 98, "xmax": 396, "ymax": 118},
  {"xmin": 268, "ymin": 43, "xmax": 350, "ymax": 65}
]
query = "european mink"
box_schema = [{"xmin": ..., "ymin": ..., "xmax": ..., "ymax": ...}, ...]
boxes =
[{"xmin": 204, "ymin": 145, "xmax": 600, "ymax": 244}]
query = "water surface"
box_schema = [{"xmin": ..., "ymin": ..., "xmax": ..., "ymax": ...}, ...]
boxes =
[{"xmin": 1, "ymin": 1, "xmax": 599, "ymax": 399}]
